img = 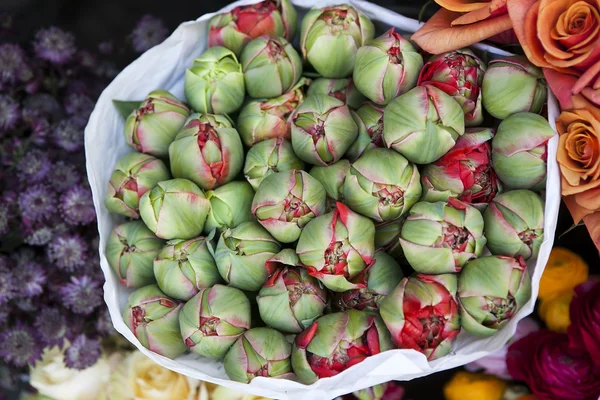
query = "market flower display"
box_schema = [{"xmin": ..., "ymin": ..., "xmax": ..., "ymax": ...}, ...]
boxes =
[
  {"xmin": 345, "ymin": 103, "xmax": 385, "ymax": 162},
  {"xmin": 380, "ymin": 274, "xmax": 460, "ymax": 360},
  {"xmin": 243, "ymin": 138, "xmax": 305, "ymax": 190},
  {"xmin": 124, "ymin": 90, "xmax": 190, "ymax": 158},
  {"xmin": 208, "ymin": 0, "xmax": 298, "ymax": 57},
  {"xmin": 307, "ymin": 77, "xmax": 366, "ymax": 109},
  {"xmin": 291, "ymin": 310, "xmax": 394, "ymax": 383},
  {"xmin": 399, "ymin": 198, "xmax": 486, "ymax": 274},
  {"xmin": 204, "ymin": 181, "xmax": 255, "ymax": 233}
]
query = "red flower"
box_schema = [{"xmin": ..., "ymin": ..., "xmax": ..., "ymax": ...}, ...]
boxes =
[{"xmin": 568, "ymin": 280, "xmax": 600, "ymax": 366}]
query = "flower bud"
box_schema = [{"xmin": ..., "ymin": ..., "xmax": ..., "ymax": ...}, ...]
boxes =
[
  {"xmin": 483, "ymin": 190, "xmax": 544, "ymax": 260},
  {"xmin": 380, "ymin": 274, "xmax": 460, "ymax": 360},
  {"xmin": 482, "ymin": 56, "xmax": 547, "ymax": 119},
  {"xmin": 374, "ymin": 219, "xmax": 405, "ymax": 260},
  {"xmin": 384, "ymin": 85, "xmax": 465, "ymax": 164},
  {"xmin": 300, "ymin": 5, "xmax": 375, "ymax": 78},
  {"xmin": 184, "ymin": 47, "xmax": 245, "ymax": 114},
  {"xmin": 307, "ymin": 77, "xmax": 366, "ymax": 109},
  {"xmin": 124, "ymin": 90, "xmax": 190, "ymax": 158},
  {"xmin": 252, "ymin": 170, "xmax": 327, "ymax": 243},
  {"xmin": 139, "ymin": 179, "xmax": 210, "ymax": 240},
  {"xmin": 291, "ymin": 94, "xmax": 358, "ymax": 166},
  {"xmin": 122, "ymin": 284, "xmax": 187, "ymax": 358},
  {"xmin": 213, "ymin": 221, "xmax": 281, "ymax": 291},
  {"xmin": 244, "ymin": 137, "xmax": 305, "ymax": 190},
  {"xmin": 241, "ymin": 36, "xmax": 302, "ymax": 99},
  {"xmin": 208, "ymin": 0, "xmax": 298, "ymax": 57},
  {"xmin": 345, "ymin": 103, "xmax": 385, "ymax": 162},
  {"xmin": 169, "ymin": 113, "xmax": 244, "ymax": 190},
  {"xmin": 400, "ymin": 199, "xmax": 486, "ymax": 274},
  {"xmin": 343, "ymin": 148, "xmax": 421, "ymax": 223},
  {"xmin": 179, "ymin": 284, "xmax": 251, "ymax": 359},
  {"xmin": 354, "ymin": 28, "xmax": 423, "ymax": 105},
  {"xmin": 237, "ymin": 78, "xmax": 310, "ymax": 147},
  {"xmin": 104, "ymin": 152, "xmax": 171, "ymax": 218},
  {"xmin": 106, "ymin": 221, "xmax": 164, "ymax": 288},
  {"xmin": 224, "ymin": 327, "xmax": 294, "ymax": 383},
  {"xmin": 491, "ymin": 112, "xmax": 554, "ymax": 191},
  {"xmin": 458, "ymin": 256, "xmax": 532, "ymax": 337},
  {"xmin": 204, "ymin": 181, "xmax": 255, "ymax": 233},
  {"xmin": 153, "ymin": 235, "xmax": 222, "ymax": 301},
  {"xmin": 296, "ymin": 202, "xmax": 375, "ymax": 292},
  {"xmin": 309, "ymin": 159, "xmax": 350, "ymax": 201}
]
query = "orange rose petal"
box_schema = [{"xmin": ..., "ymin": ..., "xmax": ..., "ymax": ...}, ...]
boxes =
[
  {"xmin": 507, "ymin": 0, "xmax": 553, "ymax": 68},
  {"xmin": 545, "ymin": 68, "xmax": 600, "ymax": 120},
  {"xmin": 411, "ymin": 9, "xmax": 512, "ymax": 54},
  {"xmin": 434, "ymin": 0, "xmax": 491, "ymax": 13},
  {"xmin": 583, "ymin": 211, "xmax": 600, "ymax": 251},
  {"xmin": 576, "ymin": 187, "xmax": 600, "ymax": 210},
  {"xmin": 538, "ymin": 0, "xmax": 575, "ymax": 60},
  {"xmin": 452, "ymin": 0, "xmax": 507, "ymax": 25},
  {"xmin": 563, "ymin": 194, "xmax": 592, "ymax": 222},
  {"xmin": 573, "ymin": 60, "xmax": 600, "ymax": 94}
]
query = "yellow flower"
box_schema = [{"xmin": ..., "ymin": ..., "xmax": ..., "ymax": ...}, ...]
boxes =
[
  {"xmin": 538, "ymin": 248, "xmax": 588, "ymax": 301},
  {"xmin": 197, "ymin": 381, "xmax": 272, "ymax": 400},
  {"xmin": 539, "ymin": 290, "xmax": 573, "ymax": 333},
  {"xmin": 443, "ymin": 371, "xmax": 507, "ymax": 400}
]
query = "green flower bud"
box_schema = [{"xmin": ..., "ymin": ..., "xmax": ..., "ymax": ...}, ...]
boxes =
[
  {"xmin": 307, "ymin": 77, "xmax": 366, "ymax": 109},
  {"xmin": 244, "ymin": 138, "xmax": 305, "ymax": 191},
  {"xmin": 204, "ymin": 181, "xmax": 255, "ymax": 233},
  {"xmin": 345, "ymin": 103, "xmax": 385, "ymax": 162},
  {"xmin": 309, "ymin": 159, "xmax": 351, "ymax": 201}
]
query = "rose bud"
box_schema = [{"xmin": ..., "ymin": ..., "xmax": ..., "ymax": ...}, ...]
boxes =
[
  {"xmin": 139, "ymin": 179, "xmax": 210, "ymax": 240},
  {"xmin": 106, "ymin": 221, "xmax": 165, "ymax": 288},
  {"xmin": 153, "ymin": 235, "xmax": 222, "ymax": 301},
  {"xmin": 343, "ymin": 148, "xmax": 422, "ymax": 223},
  {"xmin": 483, "ymin": 190, "xmax": 544, "ymax": 260},
  {"xmin": 492, "ymin": 112, "xmax": 555, "ymax": 191},
  {"xmin": 104, "ymin": 152, "xmax": 171, "ymax": 218},
  {"xmin": 291, "ymin": 310, "xmax": 394, "ymax": 384},
  {"xmin": 124, "ymin": 90, "xmax": 190, "ymax": 158},
  {"xmin": 374, "ymin": 219, "xmax": 405, "ymax": 260},
  {"xmin": 421, "ymin": 128, "xmax": 501, "ymax": 207},
  {"xmin": 307, "ymin": 161, "xmax": 350, "ymax": 215},
  {"xmin": 184, "ymin": 47, "xmax": 245, "ymax": 115},
  {"xmin": 240, "ymin": 36, "xmax": 302, "ymax": 99},
  {"xmin": 252, "ymin": 170, "xmax": 327, "ymax": 243},
  {"xmin": 122, "ymin": 284, "xmax": 187, "ymax": 359},
  {"xmin": 307, "ymin": 77, "xmax": 366, "ymax": 109},
  {"xmin": 418, "ymin": 49, "xmax": 486, "ymax": 127},
  {"xmin": 296, "ymin": 202, "xmax": 375, "ymax": 292},
  {"xmin": 345, "ymin": 103, "xmax": 385, "ymax": 162},
  {"xmin": 384, "ymin": 85, "xmax": 465, "ymax": 164},
  {"xmin": 380, "ymin": 274, "xmax": 460, "ymax": 360},
  {"xmin": 399, "ymin": 199, "xmax": 486, "ymax": 274},
  {"xmin": 179, "ymin": 284, "xmax": 251, "ymax": 360},
  {"xmin": 354, "ymin": 28, "xmax": 423, "ymax": 105},
  {"xmin": 237, "ymin": 78, "xmax": 310, "ymax": 147},
  {"xmin": 208, "ymin": 0, "xmax": 298, "ymax": 57},
  {"xmin": 482, "ymin": 56, "xmax": 547, "ymax": 119},
  {"xmin": 458, "ymin": 255, "xmax": 532, "ymax": 338},
  {"xmin": 291, "ymin": 94, "xmax": 358, "ymax": 166},
  {"xmin": 213, "ymin": 221, "xmax": 281, "ymax": 291},
  {"xmin": 244, "ymin": 137, "xmax": 305, "ymax": 190},
  {"xmin": 224, "ymin": 327, "xmax": 294, "ymax": 383},
  {"xmin": 336, "ymin": 250, "xmax": 404, "ymax": 312},
  {"xmin": 300, "ymin": 5, "xmax": 375, "ymax": 78},
  {"xmin": 204, "ymin": 181, "xmax": 255, "ymax": 234},
  {"xmin": 257, "ymin": 250, "xmax": 328, "ymax": 333},
  {"xmin": 169, "ymin": 113, "xmax": 244, "ymax": 191}
]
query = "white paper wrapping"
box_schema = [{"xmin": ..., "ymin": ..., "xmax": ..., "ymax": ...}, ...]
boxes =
[{"xmin": 85, "ymin": 1, "xmax": 561, "ymax": 398}]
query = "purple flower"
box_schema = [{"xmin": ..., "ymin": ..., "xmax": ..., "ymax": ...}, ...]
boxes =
[
  {"xmin": 33, "ymin": 27, "xmax": 76, "ymax": 64},
  {"xmin": 16, "ymin": 149, "xmax": 52, "ymax": 183},
  {"xmin": 64, "ymin": 334, "xmax": 101, "ymax": 370},
  {"xmin": 130, "ymin": 15, "xmax": 168, "ymax": 53},
  {"xmin": 0, "ymin": 323, "xmax": 41, "ymax": 367},
  {"xmin": 29, "ymin": 118, "xmax": 52, "ymax": 146},
  {"xmin": 95, "ymin": 308, "xmax": 113, "ymax": 337},
  {"xmin": 0, "ymin": 94, "xmax": 20, "ymax": 133},
  {"xmin": 18, "ymin": 184, "xmax": 56, "ymax": 222},
  {"xmin": 77, "ymin": 50, "xmax": 96, "ymax": 69},
  {"xmin": 13, "ymin": 260, "xmax": 46, "ymax": 298},
  {"xmin": 23, "ymin": 224, "xmax": 54, "ymax": 246},
  {"xmin": 0, "ymin": 43, "xmax": 32, "ymax": 86},
  {"xmin": 63, "ymin": 93, "xmax": 94, "ymax": 126},
  {"xmin": 59, "ymin": 185, "xmax": 95, "ymax": 226},
  {"xmin": 11, "ymin": 247, "xmax": 36, "ymax": 268},
  {"xmin": 45, "ymin": 161, "xmax": 81, "ymax": 192},
  {"xmin": 0, "ymin": 309, "xmax": 9, "ymax": 326},
  {"xmin": 15, "ymin": 296, "xmax": 40, "ymax": 312},
  {"xmin": 60, "ymin": 276, "xmax": 103, "ymax": 315},
  {"xmin": 34, "ymin": 308, "xmax": 67, "ymax": 347},
  {"xmin": 22, "ymin": 93, "xmax": 63, "ymax": 121},
  {"xmin": 0, "ymin": 261, "xmax": 16, "ymax": 305},
  {"xmin": 0, "ymin": 200, "xmax": 13, "ymax": 235},
  {"xmin": 53, "ymin": 118, "xmax": 84, "ymax": 152},
  {"xmin": 46, "ymin": 233, "xmax": 88, "ymax": 272}
]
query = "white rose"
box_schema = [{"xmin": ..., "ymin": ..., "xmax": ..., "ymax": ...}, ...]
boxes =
[
  {"xmin": 29, "ymin": 345, "xmax": 113, "ymax": 400},
  {"xmin": 102, "ymin": 351, "xmax": 200, "ymax": 400},
  {"xmin": 197, "ymin": 382, "xmax": 272, "ymax": 400}
]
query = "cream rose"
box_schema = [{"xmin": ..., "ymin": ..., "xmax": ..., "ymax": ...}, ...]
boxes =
[
  {"xmin": 102, "ymin": 351, "xmax": 199, "ymax": 400},
  {"xmin": 29, "ymin": 346, "xmax": 112, "ymax": 400},
  {"xmin": 197, "ymin": 381, "xmax": 271, "ymax": 400}
]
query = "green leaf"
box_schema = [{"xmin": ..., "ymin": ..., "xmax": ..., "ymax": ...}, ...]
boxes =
[{"xmin": 113, "ymin": 100, "xmax": 142, "ymax": 119}]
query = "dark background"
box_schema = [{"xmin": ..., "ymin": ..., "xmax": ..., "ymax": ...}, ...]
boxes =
[{"xmin": 2, "ymin": 0, "xmax": 598, "ymax": 398}]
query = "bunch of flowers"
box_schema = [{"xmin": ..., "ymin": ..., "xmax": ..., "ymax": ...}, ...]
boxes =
[{"xmin": 0, "ymin": 13, "xmax": 169, "ymax": 391}]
